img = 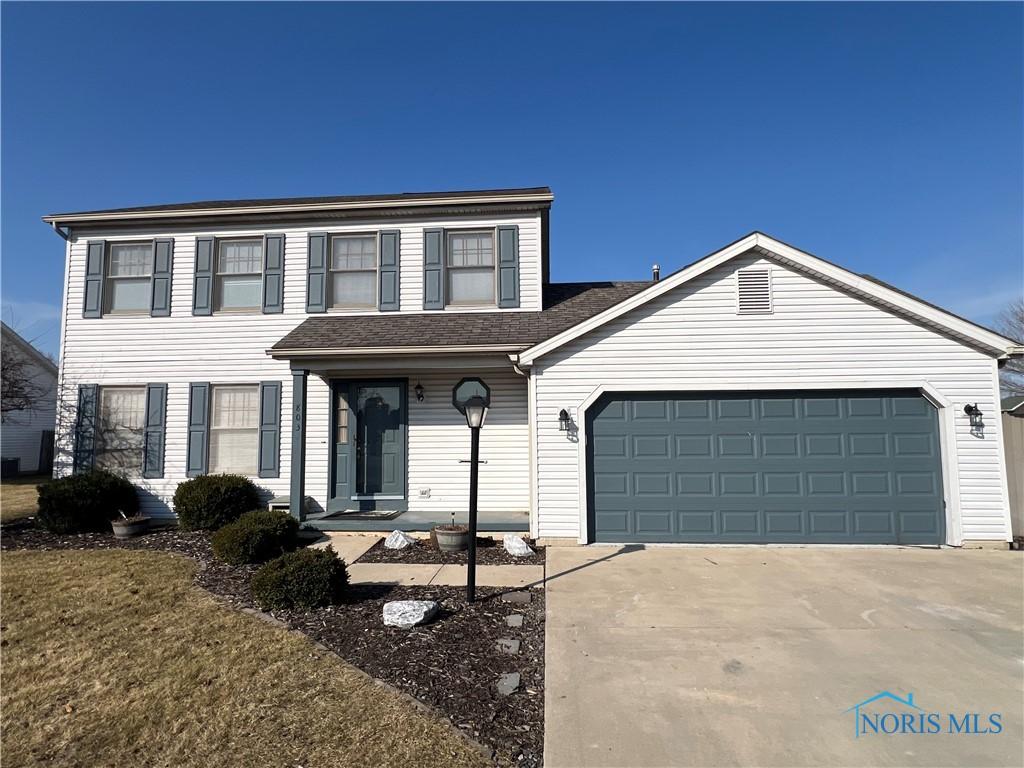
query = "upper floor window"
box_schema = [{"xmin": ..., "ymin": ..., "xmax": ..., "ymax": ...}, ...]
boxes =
[
  {"xmin": 216, "ymin": 239, "xmax": 263, "ymax": 312},
  {"xmin": 330, "ymin": 234, "xmax": 377, "ymax": 308},
  {"xmin": 447, "ymin": 230, "xmax": 495, "ymax": 306},
  {"xmin": 209, "ymin": 384, "xmax": 259, "ymax": 474},
  {"xmin": 95, "ymin": 386, "xmax": 146, "ymax": 472},
  {"xmin": 105, "ymin": 243, "xmax": 153, "ymax": 313}
]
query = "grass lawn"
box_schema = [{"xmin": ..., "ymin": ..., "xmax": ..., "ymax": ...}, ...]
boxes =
[
  {"xmin": 1, "ymin": 549, "xmax": 488, "ymax": 768},
  {"xmin": 0, "ymin": 474, "xmax": 48, "ymax": 523}
]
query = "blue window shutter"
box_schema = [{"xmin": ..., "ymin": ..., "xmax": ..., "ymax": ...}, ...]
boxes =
[
  {"xmin": 258, "ymin": 381, "xmax": 281, "ymax": 478},
  {"xmin": 151, "ymin": 239, "xmax": 174, "ymax": 317},
  {"xmin": 423, "ymin": 229, "xmax": 444, "ymax": 309},
  {"xmin": 83, "ymin": 241, "xmax": 105, "ymax": 318},
  {"xmin": 378, "ymin": 230, "xmax": 400, "ymax": 311},
  {"xmin": 497, "ymin": 225, "xmax": 520, "ymax": 308},
  {"xmin": 307, "ymin": 233, "xmax": 327, "ymax": 312},
  {"xmin": 143, "ymin": 383, "xmax": 167, "ymax": 478},
  {"xmin": 262, "ymin": 234, "xmax": 285, "ymax": 314},
  {"xmin": 193, "ymin": 237, "xmax": 215, "ymax": 315},
  {"xmin": 186, "ymin": 382, "xmax": 210, "ymax": 477},
  {"xmin": 73, "ymin": 384, "xmax": 98, "ymax": 473}
]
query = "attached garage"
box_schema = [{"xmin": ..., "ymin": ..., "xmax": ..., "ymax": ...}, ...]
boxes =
[{"xmin": 587, "ymin": 390, "xmax": 944, "ymax": 544}]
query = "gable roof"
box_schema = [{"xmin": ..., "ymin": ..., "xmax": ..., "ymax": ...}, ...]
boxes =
[
  {"xmin": 270, "ymin": 281, "xmax": 651, "ymax": 357},
  {"xmin": 0, "ymin": 321, "xmax": 58, "ymax": 376},
  {"xmin": 517, "ymin": 232, "xmax": 1023, "ymax": 365}
]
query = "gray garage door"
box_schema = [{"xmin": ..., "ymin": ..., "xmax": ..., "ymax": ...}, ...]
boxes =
[{"xmin": 587, "ymin": 390, "xmax": 944, "ymax": 544}]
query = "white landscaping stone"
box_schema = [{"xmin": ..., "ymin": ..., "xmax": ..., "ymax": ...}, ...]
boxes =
[
  {"xmin": 384, "ymin": 530, "xmax": 417, "ymax": 550},
  {"xmin": 383, "ymin": 600, "xmax": 439, "ymax": 629},
  {"xmin": 503, "ymin": 534, "xmax": 534, "ymax": 557}
]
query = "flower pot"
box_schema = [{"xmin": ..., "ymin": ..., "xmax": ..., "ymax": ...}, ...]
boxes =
[
  {"xmin": 111, "ymin": 516, "xmax": 151, "ymax": 539},
  {"xmin": 433, "ymin": 524, "xmax": 469, "ymax": 552}
]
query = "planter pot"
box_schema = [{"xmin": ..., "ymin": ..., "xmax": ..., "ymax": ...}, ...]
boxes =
[
  {"xmin": 433, "ymin": 525, "xmax": 469, "ymax": 552},
  {"xmin": 111, "ymin": 516, "xmax": 151, "ymax": 539}
]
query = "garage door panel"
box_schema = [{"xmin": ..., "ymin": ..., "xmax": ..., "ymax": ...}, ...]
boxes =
[{"xmin": 588, "ymin": 390, "xmax": 944, "ymax": 544}]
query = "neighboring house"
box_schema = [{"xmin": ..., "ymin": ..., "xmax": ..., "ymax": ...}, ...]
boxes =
[
  {"xmin": 43, "ymin": 188, "xmax": 1022, "ymax": 546},
  {"xmin": 1, "ymin": 321, "xmax": 57, "ymax": 474},
  {"xmin": 1001, "ymin": 397, "xmax": 1024, "ymax": 538}
]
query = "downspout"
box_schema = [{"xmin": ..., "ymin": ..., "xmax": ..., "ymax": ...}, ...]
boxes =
[
  {"xmin": 49, "ymin": 221, "xmax": 71, "ymax": 241},
  {"xmin": 510, "ymin": 355, "xmax": 539, "ymax": 539}
]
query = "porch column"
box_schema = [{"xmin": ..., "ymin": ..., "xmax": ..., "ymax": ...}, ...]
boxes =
[{"xmin": 290, "ymin": 369, "xmax": 308, "ymax": 522}]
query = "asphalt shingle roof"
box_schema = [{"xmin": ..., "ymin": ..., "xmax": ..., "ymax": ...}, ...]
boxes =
[{"xmin": 271, "ymin": 281, "xmax": 652, "ymax": 354}]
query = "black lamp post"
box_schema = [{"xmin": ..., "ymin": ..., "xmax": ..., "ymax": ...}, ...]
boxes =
[{"xmin": 452, "ymin": 378, "xmax": 491, "ymax": 603}]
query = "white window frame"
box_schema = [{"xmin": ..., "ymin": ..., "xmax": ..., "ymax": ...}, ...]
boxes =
[
  {"xmin": 328, "ymin": 233, "xmax": 378, "ymax": 310},
  {"xmin": 104, "ymin": 242, "xmax": 154, "ymax": 315},
  {"xmin": 445, "ymin": 228, "xmax": 498, "ymax": 308},
  {"xmin": 208, "ymin": 383, "xmax": 260, "ymax": 475},
  {"xmin": 95, "ymin": 385, "xmax": 147, "ymax": 474},
  {"xmin": 214, "ymin": 238, "xmax": 263, "ymax": 313}
]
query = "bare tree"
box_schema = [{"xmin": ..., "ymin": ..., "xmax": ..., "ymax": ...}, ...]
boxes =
[
  {"xmin": 997, "ymin": 298, "xmax": 1024, "ymax": 397},
  {"xmin": 1, "ymin": 342, "xmax": 51, "ymax": 423}
]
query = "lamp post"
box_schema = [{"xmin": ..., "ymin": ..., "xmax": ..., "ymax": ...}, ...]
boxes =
[{"xmin": 452, "ymin": 378, "xmax": 491, "ymax": 603}]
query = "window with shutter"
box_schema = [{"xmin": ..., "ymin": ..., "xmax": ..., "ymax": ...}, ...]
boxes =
[{"xmin": 736, "ymin": 267, "xmax": 772, "ymax": 314}]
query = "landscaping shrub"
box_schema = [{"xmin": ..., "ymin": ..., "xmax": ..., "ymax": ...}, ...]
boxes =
[
  {"xmin": 250, "ymin": 547, "xmax": 349, "ymax": 611},
  {"xmin": 172, "ymin": 474, "xmax": 260, "ymax": 531},
  {"xmin": 36, "ymin": 470, "xmax": 139, "ymax": 534},
  {"xmin": 211, "ymin": 509, "xmax": 299, "ymax": 565}
]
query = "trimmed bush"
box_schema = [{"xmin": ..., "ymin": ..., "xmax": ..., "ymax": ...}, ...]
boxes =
[
  {"xmin": 250, "ymin": 547, "xmax": 349, "ymax": 611},
  {"xmin": 172, "ymin": 474, "xmax": 260, "ymax": 531},
  {"xmin": 211, "ymin": 509, "xmax": 299, "ymax": 565},
  {"xmin": 36, "ymin": 470, "xmax": 139, "ymax": 534}
]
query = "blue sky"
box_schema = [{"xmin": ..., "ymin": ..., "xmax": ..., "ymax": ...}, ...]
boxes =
[{"xmin": 2, "ymin": 2, "xmax": 1021, "ymax": 357}]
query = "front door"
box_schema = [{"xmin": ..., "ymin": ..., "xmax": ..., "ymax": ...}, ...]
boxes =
[{"xmin": 331, "ymin": 380, "xmax": 407, "ymax": 512}]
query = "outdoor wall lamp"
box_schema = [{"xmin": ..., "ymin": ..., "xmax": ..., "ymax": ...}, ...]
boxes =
[
  {"xmin": 964, "ymin": 403, "xmax": 983, "ymax": 427},
  {"xmin": 414, "ymin": 382, "xmax": 424, "ymax": 402},
  {"xmin": 558, "ymin": 409, "xmax": 571, "ymax": 431}
]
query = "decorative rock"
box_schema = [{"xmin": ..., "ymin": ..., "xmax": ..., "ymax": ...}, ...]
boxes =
[
  {"xmin": 503, "ymin": 534, "xmax": 534, "ymax": 557},
  {"xmin": 501, "ymin": 591, "xmax": 532, "ymax": 604},
  {"xmin": 384, "ymin": 530, "xmax": 417, "ymax": 550},
  {"xmin": 496, "ymin": 672, "xmax": 520, "ymax": 696},
  {"xmin": 496, "ymin": 637, "xmax": 521, "ymax": 654},
  {"xmin": 505, "ymin": 614, "xmax": 524, "ymax": 628},
  {"xmin": 383, "ymin": 600, "xmax": 438, "ymax": 629}
]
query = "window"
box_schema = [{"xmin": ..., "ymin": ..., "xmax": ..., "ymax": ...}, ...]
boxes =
[
  {"xmin": 95, "ymin": 387, "xmax": 146, "ymax": 472},
  {"xmin": 209, "ymin": 385, "xmax": 259, "ymax": 474},
  {"xmin": 447, "ymin": 230, "xmax": 495, "ymax": 305},
  {"xmin": 105, "ymin": 243, "xmax": 153, "ymax": 313},
  {"xmin": 216, "ymin": 239, "xmax": 263, "ymax": 311},
  {"xmin": 330, "ymin": 234, "xmax": 377, "ymax": 308}
]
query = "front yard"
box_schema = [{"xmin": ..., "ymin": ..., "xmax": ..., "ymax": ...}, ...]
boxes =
[
  {"xmin": 0, "ymin": 474, "xmax": 48, "ymax": 523},
  {"xmin": 1, "ymin": 548, "xmax": 489, "ymax": 768}
]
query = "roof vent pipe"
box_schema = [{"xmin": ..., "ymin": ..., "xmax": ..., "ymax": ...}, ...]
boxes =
[{"xmin": 652, "ymin": 264, "xmax": 660, "ymax": 282}]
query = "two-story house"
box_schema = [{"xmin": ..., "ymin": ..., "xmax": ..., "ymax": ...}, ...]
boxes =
[{"xmin": 45, "ymin": 187, "xmax": 1021, "ymax": 546}]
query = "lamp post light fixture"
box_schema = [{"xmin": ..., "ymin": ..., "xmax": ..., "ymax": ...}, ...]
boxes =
[{"xmin": 452, "ymin": 377, "xmax": 491, "ymax": 602}]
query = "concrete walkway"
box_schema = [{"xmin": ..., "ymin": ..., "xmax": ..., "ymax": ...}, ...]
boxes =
[
  {"xmin": 309, "ymin": 534, "xmax": 544, "ymax": 588},
  {"xmin": 545, "ymin": 545, "xmax": 1024, "ymax": 768}
]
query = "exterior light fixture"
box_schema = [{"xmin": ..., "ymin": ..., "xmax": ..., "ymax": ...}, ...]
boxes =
[
  {"xmin": 452, "ymin": 377, "xmax": 492, "ymax": 602},
  {"xmin": 964, "ymin": 403, "xmax": 983, "ymax": 427},
  {"xmin": 414, "ymin": 382, "xmax": 424, "ymax": 402},
  {"xmin": 558, "ymin": 409, "xmax": 571, "ymax": 431}
]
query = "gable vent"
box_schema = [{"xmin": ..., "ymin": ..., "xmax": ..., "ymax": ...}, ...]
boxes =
[{"xmin": 737, "ymin": 267, "xmax": 772, "ymax": 314}]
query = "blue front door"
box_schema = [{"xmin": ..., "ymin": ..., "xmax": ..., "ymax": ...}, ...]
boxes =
[{"xmin": 330, "ymin": 380, "xmax": 407, "ymax": 512}]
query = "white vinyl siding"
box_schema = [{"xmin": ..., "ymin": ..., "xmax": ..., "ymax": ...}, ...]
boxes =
[
  {"xmin": 0, "ymin": 349, "xmax": 56, "ymax": 474},
  {"xmin": 532, "ymin": 252, "xmax": 1012, "ymax": 544},
  {"xmin": 208, "ymin": 385, "xmax": 259, "ymax": 475},
  {"xmin": 95, "ymin": 386, "xmax": 146, "ymax": 473},
  {"xmin": 105, "ymin": 243, "xmax": 153, "ymax": 313}
]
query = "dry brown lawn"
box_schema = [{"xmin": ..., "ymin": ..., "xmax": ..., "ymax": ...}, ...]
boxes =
[
  {"xmin": 0, "ymin": 549, "xmax": 488, "ymax": 768},
  {"xmin": 0, "ymin": 475, "xmax": 48, "ymax": 523}
]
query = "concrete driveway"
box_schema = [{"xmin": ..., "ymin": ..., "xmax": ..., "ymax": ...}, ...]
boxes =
[{"xmin": 544, "ymin": 546, "xmax": 1023, "ymax": 767}]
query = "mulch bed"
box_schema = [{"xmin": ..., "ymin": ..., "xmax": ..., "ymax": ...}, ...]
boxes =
[
  {"xmin": 1, "ymin": 519, "xmax": 545, "ymax": 767},
  {"xmin": 357, "ymin": 535, "xmax": 546, "ymax": 566}
]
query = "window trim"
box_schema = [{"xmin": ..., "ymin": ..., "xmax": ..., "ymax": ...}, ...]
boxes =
[
  {"xmin": 94, "ymin": 385, "xmax": 148, "ymax": 474},
  {"xmin": 207, "ymin": 382, "xmax": 261, "ymax": 476},
  {"xmin": 213, "ymin": 237, "xmax": 264, "ymax": 314},
  {"xmin": 328, "ymin": 231, "xmax": 379, "ymax": 310},
  {"xmin": 103, "ymin": 241, "xmax": 154, "ymax": 315},
  {"xmin": 444, "ymin": 227, "xmax": 498, "ymax": 308}
]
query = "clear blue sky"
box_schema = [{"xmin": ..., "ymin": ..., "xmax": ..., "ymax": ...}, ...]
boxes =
[{"xmin": 2, "ymin": 2, "xmax": 1022, "ymax": 357}]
